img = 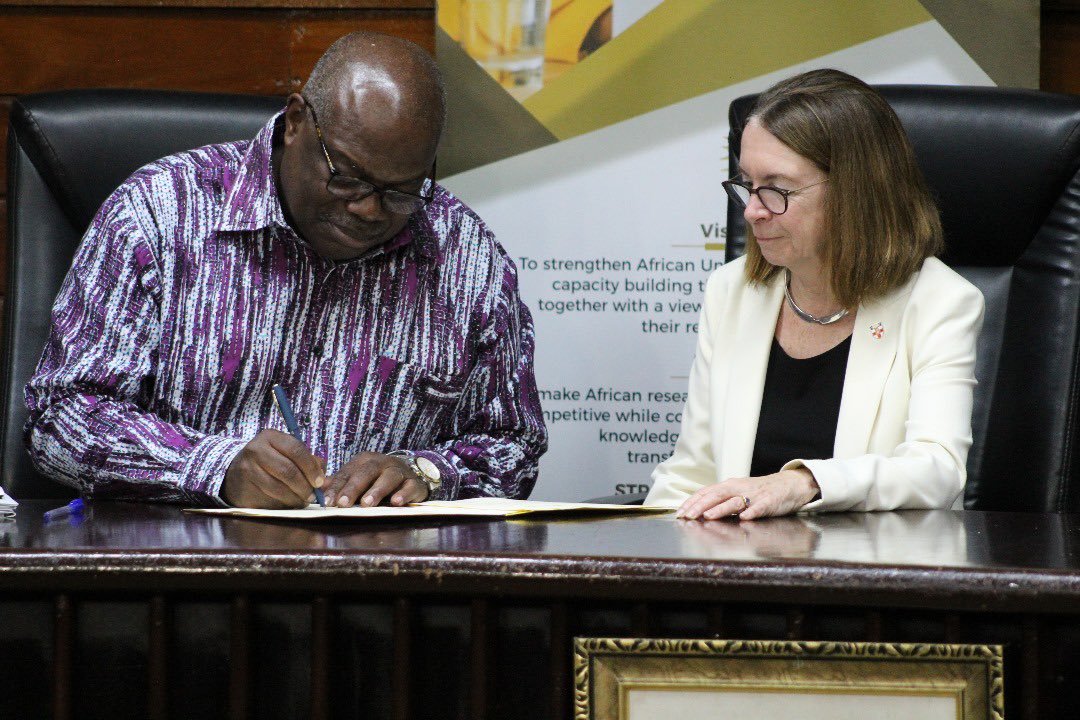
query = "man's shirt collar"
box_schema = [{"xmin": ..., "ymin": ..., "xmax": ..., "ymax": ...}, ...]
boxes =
[{"xmin": 218, "ymin": 112, "xmax": 288, "ymax": 234}]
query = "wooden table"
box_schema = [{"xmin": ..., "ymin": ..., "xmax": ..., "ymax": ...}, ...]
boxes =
[{"xmin": 2, "ymin": 501, "xmax": 1079, "ymax": 719}]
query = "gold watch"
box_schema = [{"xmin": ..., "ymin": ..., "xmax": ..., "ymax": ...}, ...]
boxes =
[{"xmin": 390, "ymin": 452, "xmax": 441, "ymax": 497}]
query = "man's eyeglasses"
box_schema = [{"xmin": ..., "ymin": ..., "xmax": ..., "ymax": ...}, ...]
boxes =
[
  {"xmin": 722, "ymin": 177, "xmax": 827, "ymax": 215},
  {"xmin": 302, "ymin": 97, "xmax": 435, "ymax": 215}
]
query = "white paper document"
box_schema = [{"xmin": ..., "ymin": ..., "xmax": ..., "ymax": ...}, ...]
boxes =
[
  {"xmin": 186, "ymin": 497, "xmax": 671, "ymax": 521},
  {"xmin": 0, "ymin": 485, "xmax": 17, "ymax": 519}
]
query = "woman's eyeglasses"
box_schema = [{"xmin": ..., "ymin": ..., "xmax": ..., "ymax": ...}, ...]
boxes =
[{"xmin": 722, "ymin": 178, "xmax": 827, "ymax": 215}]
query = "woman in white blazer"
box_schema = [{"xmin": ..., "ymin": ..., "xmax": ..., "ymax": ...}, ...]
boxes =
[{"xmin": 646, "ymin": 69, "xmax": 984, "ymax": 520}]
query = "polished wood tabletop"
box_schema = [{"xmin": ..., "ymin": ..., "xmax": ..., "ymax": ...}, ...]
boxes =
[{"xmin": 3, "ymin": 500, "xmax": 1079, "ymax": 611}]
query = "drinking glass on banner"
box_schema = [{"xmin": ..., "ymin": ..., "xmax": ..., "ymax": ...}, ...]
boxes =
[{"xmin": 461, "ymin": 0, "xmax": 552, "ymax": 101}]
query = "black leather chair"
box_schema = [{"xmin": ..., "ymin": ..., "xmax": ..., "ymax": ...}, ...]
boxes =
[
  {"xmin": 726, "ymin": 86, "xmax": 1080, "ymax": 513},
  {"xmin": 3, "ymin": 89, "xmax": 284, "ymax": 498}
]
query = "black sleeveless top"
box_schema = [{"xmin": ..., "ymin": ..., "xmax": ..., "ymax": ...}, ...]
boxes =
[{"xmin": 749, "ymin": 335, "xmax": 852, "ymax": 478}]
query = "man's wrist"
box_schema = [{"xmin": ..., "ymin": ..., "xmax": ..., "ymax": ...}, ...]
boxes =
[
  {"xmin": 180, "ymin": 434, "xmax": 249, "ymax": 508},
  {"xmin": 387, "ymin": 450, "xmax": 442, "ymax": 498}
]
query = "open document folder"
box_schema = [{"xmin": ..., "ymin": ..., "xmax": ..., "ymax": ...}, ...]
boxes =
[
  {"xmin": 187, "ymin": 497, "xmax": 672, "ymax": 521},
  {"xmin": 0, "ymin": 485, "xmax": 17, "ymax": 519}
]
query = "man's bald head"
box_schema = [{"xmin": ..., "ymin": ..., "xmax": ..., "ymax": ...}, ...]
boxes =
[
  {"xmin": 303, "ymin": 31, "xmax": 445, "ymax": 152},
  {"xmin": 276, "ymin": 32, "xmax": 444, "ymax": 260}
]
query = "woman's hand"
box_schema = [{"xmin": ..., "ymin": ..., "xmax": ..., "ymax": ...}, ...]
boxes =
[{"xmin": 676, "ymin": 468, "xmax": 820, "ymax": 520}]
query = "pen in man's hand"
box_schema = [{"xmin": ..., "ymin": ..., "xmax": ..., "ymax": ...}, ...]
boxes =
[{"xmin": 271, "ymin": 384, "xmax": 326, "ymax": 507}]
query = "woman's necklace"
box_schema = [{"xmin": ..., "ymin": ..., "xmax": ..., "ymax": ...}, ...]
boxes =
[{"xmin": 784, "ymin": 270, "xmax": 849, "ymax": 325}]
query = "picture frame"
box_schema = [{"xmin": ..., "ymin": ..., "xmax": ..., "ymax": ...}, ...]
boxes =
[{"xmin": 574, "ymin": 638, "xmax": 1003, "ymax": 720}]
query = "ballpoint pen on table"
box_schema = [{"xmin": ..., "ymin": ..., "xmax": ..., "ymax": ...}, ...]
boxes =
[
  {"xmin": 271, "ymin": 384, "xmax": 326, "ymax": 507},
  {"xmin": 43, "ymin": 498, "xmax": 85, "ymax": 523}
]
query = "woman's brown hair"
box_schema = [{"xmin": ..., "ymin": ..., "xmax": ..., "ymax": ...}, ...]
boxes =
[{"xmin": 742, "ymin": 69, "xmax": 943, "ymax": 308}]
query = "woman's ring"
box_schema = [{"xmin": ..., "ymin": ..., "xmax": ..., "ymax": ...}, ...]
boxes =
[{"xmin": 741, "ymin": 496, "xmax": 751, "ymax": 508}]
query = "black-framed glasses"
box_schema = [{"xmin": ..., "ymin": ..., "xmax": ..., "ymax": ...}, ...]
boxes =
[
  {"xmin": 722, "ymin": 177, "xmax": 827, "ymax": 215},
  {"xmin": 302, "ymin": 96, "xmax": 436, "ymax": 215}
]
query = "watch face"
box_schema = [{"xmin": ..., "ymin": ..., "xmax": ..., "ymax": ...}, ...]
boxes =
[{"xmin": 414, "ymin": 457, "xmax": 441, "ymax": 483}]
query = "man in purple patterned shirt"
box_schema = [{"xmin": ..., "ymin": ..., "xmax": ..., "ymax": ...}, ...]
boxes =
[{"xmin": 24, "ymin": 32, "xmax": 547, "ymax": 508}]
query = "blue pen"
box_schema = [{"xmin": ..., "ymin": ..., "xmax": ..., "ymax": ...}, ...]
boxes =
[
  {"xmin": 271, "ymin": 384, "xmax": 326, "ymax": 507},
  {"xmin": 43, "ymin": 498, "xmax": 85, "ymax": 523}
]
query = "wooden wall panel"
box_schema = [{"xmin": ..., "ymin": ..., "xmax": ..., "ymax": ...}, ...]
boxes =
[
  {"xmin": 0, "ymin": 10, "xmax": 435, "ymax": 97},
  {"xmin": 0, "ymin": 10, "xmax": 289, "ymax": 95}
]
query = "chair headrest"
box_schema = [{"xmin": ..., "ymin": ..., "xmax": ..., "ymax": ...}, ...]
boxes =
[
  {"xmin": 729, "ymin": 86, "xmax": 1080, "ymax": 267},
  {"xmin": 9, "ymin": 89, "xmax": 285, "ymax": 232}
]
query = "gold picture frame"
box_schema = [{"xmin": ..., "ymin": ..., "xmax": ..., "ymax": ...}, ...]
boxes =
[{"xmin": 574, "ymin": 638, "xmax": 1003, "ymax": 720}]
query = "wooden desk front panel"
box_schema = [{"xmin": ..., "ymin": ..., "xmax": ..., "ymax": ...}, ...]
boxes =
[
  {"xmin": 3, "ymin": 502, "xmax": 1080, "ymax": 719},
  {"xmin": 4, "ymin": 592, "xmax": 1067, "ymax": 720}
]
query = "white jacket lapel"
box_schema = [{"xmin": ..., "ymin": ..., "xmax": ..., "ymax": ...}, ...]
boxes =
[{"xmin": 834, "ymin": 275, "xmax": 918, "ymax": 458}]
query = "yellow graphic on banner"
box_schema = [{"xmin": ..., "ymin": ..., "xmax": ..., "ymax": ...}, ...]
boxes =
[
  {"xmin": 436, "ymin": 0, "xmax": 963, "ymax": 176},
  {"xmin": 524, "ymin": 0, "xmax": 932, "ymax": 140},
  {"xmin": 441, "ymin": 0, "xmax": 933, "ymax": 142},
  {"xmin": 546, "ymin": 0, "xmax": 613, "ymax": 76}
]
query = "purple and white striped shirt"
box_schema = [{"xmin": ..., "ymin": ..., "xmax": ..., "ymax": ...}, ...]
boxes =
[{"xmin": 25, "ymin": 114, "xmax": 546, "ymax": 506}]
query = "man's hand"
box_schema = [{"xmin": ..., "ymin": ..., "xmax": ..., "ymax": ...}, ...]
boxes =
[
  {"xmin": 325, "ymin": 452, "xmax": 430, "ymax": 508},
  {"xmin": 222, "ymin": 429, "xmax": 326, "ymax": 508}
]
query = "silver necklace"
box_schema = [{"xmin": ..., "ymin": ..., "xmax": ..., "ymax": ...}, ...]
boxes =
[{"xmin": 784, "ymin": 271, "xmax": 849, "ymax": 325}]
